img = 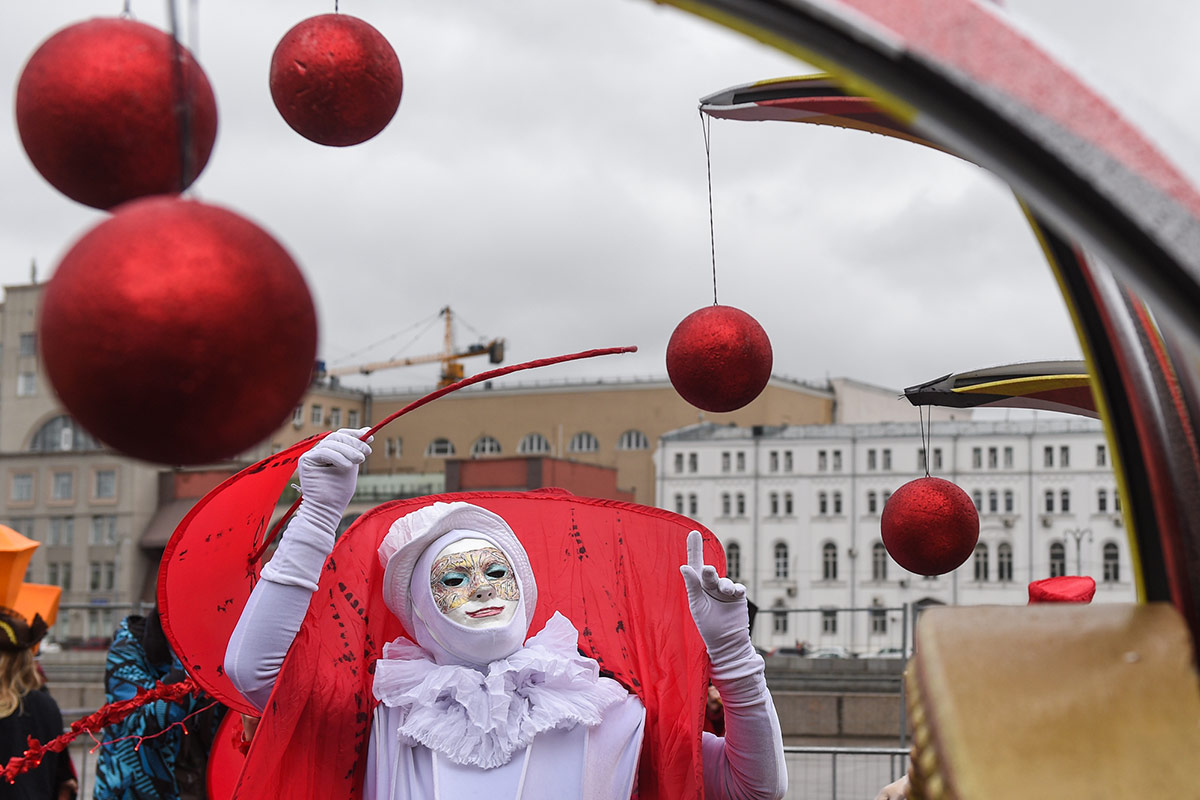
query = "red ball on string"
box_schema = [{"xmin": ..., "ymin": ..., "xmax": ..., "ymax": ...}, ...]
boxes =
[
  {"xmin": 15, "ymin": 17, "xmax": 218, "ymax": 210},
  {"xmin": 39, "ymin": 196, "xmax": 318, "ymax": 465},
  {"xmin": 269, "ymin": 14, "xmax": 403, "ymax": 147},
  {"xmin": 881, "ymin": 476, "xmax": 979, "ymax": 576},
  {"xmin": 666, "ymin": 305, "xmax": 773, "ymax": 413}
]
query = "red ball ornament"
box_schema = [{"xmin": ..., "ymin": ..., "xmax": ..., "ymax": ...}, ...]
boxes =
[
  {"xmin": 269, "ymin": 14, "xmax": 403, "ymax": 146},
  {"xmin": 15, "ymin": 18, "xmax": 218, "ymax": 210},
  {"xmin": 881, "ymin": 477, "xmax": 980, "ymax": 576},
  {"xmin": 666, "ymin": 305, "xmax": 773, "ymax": 412},
  {"xmin": 39, "ymin": 197, "xmax": 318, "ymax": 465}
]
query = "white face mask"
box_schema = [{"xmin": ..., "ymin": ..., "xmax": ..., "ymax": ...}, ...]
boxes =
[{"xmin": 429, "ymin": 537, "xmax": 520, "ymax": 630}]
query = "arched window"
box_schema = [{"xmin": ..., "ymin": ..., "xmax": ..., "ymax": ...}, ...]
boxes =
[
  {"xmin": 1049, "ymin": 541, "xmax": 1066, "ymax": 577},
  {"xmin": 471, "ymin": 436, "xmax": 501, "ymax": 457},
  {"xmin": 29, "ymin": 416, "xmax": 101, "ymax": 453},
  {"xmin": 1103, "ymin": 541, "xmax": 1120, "ymax": 583},
  {"xmin": 726, "ymin": 542, "xmax": 742, "ymax": 582},
  {"xmin": 568, "ymin": 432, "xmax": 599, "ymax": 453},
  {"xmin": 822, "ymin": 542, "xmax": 838, "ymax": 581},
  {"xmin": 616, "ymin": 430, "xmax": 649, "ymax": 450},
  {"xmin": 426, "ymin": 438, "xmax": 456, "ymax": 457},
  {"xmin": 871, "ymin": 542, "xmax": 888, "ymax": 581},
  {"xmin": 772, "ymin": 602, "xmax": 788, "ymax": 635},
  {"xmin": 997, "ymin": 542, "xmax": 1013, "ymax": 582},
  {"xmin": 973, "ymin": 543, "xmax": 989, "ymax": 581},
  {"xmin": 773, "ymin": 542, "xmax": 789, "ymax": 579},
  {"xmin": 518, "ymin": 433, "xmax": 551, "ymax": 455}
]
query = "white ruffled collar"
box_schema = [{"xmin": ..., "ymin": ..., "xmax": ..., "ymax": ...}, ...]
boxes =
[{"xmin": 372, "ymin": 612, "xmax": 628, "ymax": 769}]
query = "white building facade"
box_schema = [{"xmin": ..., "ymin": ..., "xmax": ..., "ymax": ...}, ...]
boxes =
[{"xmin": 656, "ymin": 418, "xmax": 1135, "ymax": 652}]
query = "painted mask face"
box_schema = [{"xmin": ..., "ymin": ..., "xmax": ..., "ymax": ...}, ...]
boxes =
[{"xmin": 429, "ymin": 537, "xmax": 520, "ymax": 629}]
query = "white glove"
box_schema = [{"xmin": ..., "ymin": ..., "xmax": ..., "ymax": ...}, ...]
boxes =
[
  {"xmin": 679, "ymin": 530, "xmax": 759, "ymax": 685},
  {"xmin": 260, "ymin": 428, "xmax": 372, "ymax": 590}
]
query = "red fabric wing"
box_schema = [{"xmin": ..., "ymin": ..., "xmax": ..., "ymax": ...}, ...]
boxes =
[{"xmin": 232, "ymin": 491, "xmax": 722, "ymax": 800}]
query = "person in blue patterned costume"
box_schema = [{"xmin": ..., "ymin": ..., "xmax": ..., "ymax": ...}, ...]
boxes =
[{"xmin": 92, "ymin": 609, "xmax": 222, "ymax": 800}]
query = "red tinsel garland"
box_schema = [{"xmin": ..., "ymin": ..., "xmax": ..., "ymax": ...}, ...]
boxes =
[{"xmin": 2, "ymin": 678, "xmax": 202, "ymax": 783}]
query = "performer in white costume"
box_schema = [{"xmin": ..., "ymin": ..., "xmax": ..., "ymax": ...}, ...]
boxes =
[{"xmin": 225, "ymin": 429, "xmax": 786, "ymax": 800}]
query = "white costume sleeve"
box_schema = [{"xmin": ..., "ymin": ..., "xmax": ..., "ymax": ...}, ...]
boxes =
[{"xmin": 701, "ymin": 651, "xmax": 788, "ymax": 800}]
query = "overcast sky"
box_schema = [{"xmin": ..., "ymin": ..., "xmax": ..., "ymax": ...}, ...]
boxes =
[{"xmin": 2, "ymin": 0, "xmax": 1197, "ymax": 397}]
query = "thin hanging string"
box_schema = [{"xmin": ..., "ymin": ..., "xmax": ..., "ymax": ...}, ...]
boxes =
[
  {"xmin": 166, "ymin": 0, "xmax": 194, "ymax": 193},
  {"xmin": 699, "ymin": 110, "xmax": 718, "ymax": 305},
  {"xmin": 919, "ymin": 405, "xmax": 932, "ymax": 477},
  {"xmin": 121, "ymin": 0, "xmax": 133, "ymax": 17}
]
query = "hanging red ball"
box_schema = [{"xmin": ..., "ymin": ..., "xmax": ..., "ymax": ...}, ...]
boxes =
[
  {"xmin": 269, "ymin": 14, "xmax": 403, "ymax": 147},
  {"xmin": 881, "ymin": 477, "xmax": 980, "ymax": 576},
  {"xmin": 39, "ymin": 196, "xmax": 318, "ymax": 466},
  {"xmin": 666, "ymin": 305, "xmax": 773, "ymax": 413},
  {"xmin": 15, "ymin": 18, "xmax": 218, "ymax": 210}
]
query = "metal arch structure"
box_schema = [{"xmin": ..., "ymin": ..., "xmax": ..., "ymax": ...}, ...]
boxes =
[{"xmin": 682, "ymin": 1, "xmax": 1200, "ymax": 647}]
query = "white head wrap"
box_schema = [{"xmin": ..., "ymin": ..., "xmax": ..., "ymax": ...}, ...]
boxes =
[{"xmin": 377, "ymin": 502, "xmax": 537, "ymax": 667}]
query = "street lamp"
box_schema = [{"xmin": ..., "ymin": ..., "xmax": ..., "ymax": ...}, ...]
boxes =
[{"xmin": 1064, "ymin": 527, "xmax": 1092, "ymax": 575}]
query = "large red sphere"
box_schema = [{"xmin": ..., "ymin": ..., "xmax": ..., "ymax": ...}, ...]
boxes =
[
  {"xmin": 39, "ymin": 197, "xmax": 318, "ymax": 465},
  {"xmin": 269, "ymin": 14, "xmax": 403, "ymax": 147},
  {"xmin": 666, "ymin": 305, "xmax": 773, "ymax": 413},
  {"xmin": 15, "ymin": 18, "xmax": 218, "ymax": 210},
  {"xmin": 881, "ymin": 477, "xmax": 980, "ymax": 576}
]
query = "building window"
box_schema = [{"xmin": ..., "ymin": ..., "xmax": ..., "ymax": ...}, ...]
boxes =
[
  {"xmin": 1114, "ymin": 492, "xmax": 1121, "ymax": 512},
  {"xmin": 1049, "ymin": 542, "xmax": 1067, "ymax": 577},
  {"xmin": 674, "ymin": 494, "xmax": 684, "ymax": 515},
  {"xmin": 973, "ymin": 543, "xmax": 989, "ymax": 581},
  {"xmin": 1096, "ymin": 444, "xmax": 1107, "ymax": 467},
  {"xmin": 1103, "ymin": 542, "xmax": 1120, "ymax": 583},
  {"xmin": 8, "ymin": 519, "xmax": 33, "ymax": 539},
  {"xmin": 347, "ymin": 410, "xmax": 360, "ymax": 428},
  {"xmin": 972, "ymin": 490, "xmax": 983, "ymax": 511},
  {"xmin": 48, "ymin": 517, "xmax": 74, "ymax": 547},
  {"xmin": 471, "ymin": 436, "xmax": 502, "ymax": 457},
  {"xmin": 773, "ymin": 542, "xmax": 789, "ymax": 579},
  {"xmin": 10, "ymin": 474, "xmax": 33, "ymax": 503},
  {"xmin": 94, "ymin": 470, "xmax": 116, "ymax": 500},
  {"xmin": 783, "ymin": 492, "xmax": 794, "ymax": 516},
  {"xmin": 311, "ymin": 404, "xmax": 323, "ymax": 425},
  {"xmin": 818, "ymin": 492, "xmax": 828, "ymax": 515},
  {"xmin": 821, "ymin": 609, "xmax": 838, "ymax": 635},
  {"xmin": 90, "ymin": 561, "xmax": 102, "ymax": 591},
  {"xmin": 769, "ymin": 451, "xmax": 779, "ymax": 472},
  {"xmin": 52, "ymin": 472, "xmax": 73, "ymax": 501},
  {"xmin": 687, "ymin": 494, "xmax": 698, "ymax": 516},
  {"xmin": 18, "ymin": 332, "xmax": 36, "ymax": 358},
  {"xmin": 385, "ymin": 438, "xmax": 397, "ymax": 458},
  {"xmin": 617, "ymin": 430, "xmax": 649, "ymax": 450},
  {"xmin": 392, "ymin": 438, "xmax": 404, "ymax": 458},
  {"xmin": 1044, "ymin": 490, "xmax": 1054, "ymax": 513},
  {"xmin": 689, "ymin": 453, "xmax": 700, "ymax": 472},
  {"xmin": 1003, "ymin": 446, "xmax": 1014, "ymax": 469},
  {"xmin": 997, "ymin": 542, "xmax": 1013, "ymax": 582},
  {"xmin": 674, "ymin": 454, "xmax": 684, "ymax": 474},
  {"xmin": 735, "ymin": 452, "xmax": 745, "ymax": 472},
  {"xmin": 1097, "ymin": 488, "xmax": 1108, "ymax": 512},
  {"xmin": 972, "ymin": 447, "xmax": 982, "ymax": 469},
  {"xmin": 726, "ymin": 542, "xmax": 741, "ymax": 582},
  {"xmin": 987, "ymin": 447, "xmax": 998, "ymax": 469},
  {"xmin": 882, "ymin": 449, "xmax": 892, "ymax": 470},
  {"xmin": 822, "ymin": 542, "xmax": 838, "ymax": 581},
  {"xmin": 773, "ymin": 607, "xmax": 788, "ymax": 635},
  {"xmin": 292, "ymin": 405, "xmax": 304, "ymax": 426},
  {"xmin": 819, "ymin": 450, "xmax": 828, "ymax": 471},
  {"xmin": 721, "ymin": 452, "xmax": 731, "ymax": 473},
  {"xmin": 987, "ymin": 490, "xmax": 998, "ymax": 513},
  {"xmin": 17, "ymin": 372, "xmax": 36, "ymax": 397},
  {"xmin": 90, "ymin": 515, "xmax": 117, "ymax": 546},
  {"xmin": 867, "ymin": 491, "xmax": 878, "ymax": 515},
  {"xmin": 866, "ymin": 449, "xmax": 876, "ymax": 471},
  {"xmin": 784, "ymin": 451, "xmax": 793, "ymax": 472},
  {"xmin": 328, "ymin": 408, "xmax": 341, "ymax": 428},
  {"xmin": 769, "ymin": 493, "xmax": 779, "ymax": 516},
  {"xmin": 569, "ymin": 432, "xmax": 599, "ymax": 453},
  {"xmin": 882, "ymin": 490, "xmax": 892, "ymax": 508},
  {"xmin": 933, "ymin": 448, "xmax": 943, "ymax": 470},
  {"xmin": 47, "ymin": 562, "xmax": 71, "ymax": 590},
  {"xmin": 1060, "ymin": 490, "xmax": 1071, "ymax": 513},
  {"xmin": 735, "ymin": 493, "xmax": 746, "ymax": 517},
  {"xmin": 832, "ymin": 491, "xmax": 842, "ymax": 515},
  {"xmin": 872, "ymin": 542, "xmax": 888, "ymax": 581},
  {"xmin": 832, "ymin": 450, "xmax": 842, "ymax": 472},
  {"xmin": 1044, "ymin": 446, "xmax": 1054, "ymax": 467},
  {"xmin": 426, "ymin": 438, "xmax": 456, "ymax": 457},
  {"xmin": 1004, "ymin": 490, "xmax": 1014, "ymax": 513},
  {"xmin": 518, "ymin": 433, "xmax": 551, "ymax": 455},
  {"xmin": 870, "ymin": 607, "xmax": 887, "ymax": 635},
  {"xmin": 721, "ymin": 493, "xmax": 732, "ymax": 517},
  {"xmin": 917, "ymin": 448, "xmax": 927, "ymax": 472},
  {"xmin": 1059, "ymin": 446, "xmax": 1070, "ymax": 468},
  {"xmin": 29, "ymin": 417, "xmax": 100, "ymax": 453}
]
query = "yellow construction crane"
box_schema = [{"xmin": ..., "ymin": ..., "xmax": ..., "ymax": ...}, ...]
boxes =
[{"xmin": 322, "ymin": 306, "xmax": 504, "ymax": 387}]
